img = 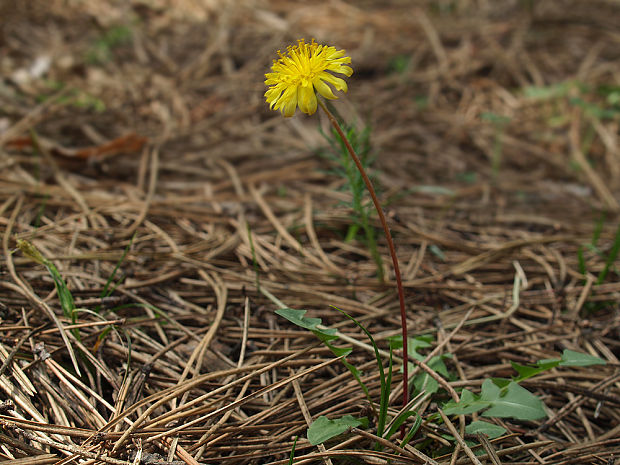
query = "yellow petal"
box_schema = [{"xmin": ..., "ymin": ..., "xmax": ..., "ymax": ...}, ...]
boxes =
[
  {"xmin": 280, "ymin": 86, "xmax": 298, "ymax": 117},
  {"xmin": 318, "ymin": 72, "xmax": 348, "ymax": 92},
  {"xmin": 265, "ymin": 88, "xmax": 282, "ymax": 108},
  {"xmin": 327, "ymin": 63, "xmax": 353, "ymax": 77},
  {"xmin": 298, "ymin": 85, "xmax": 317, "ymax": 115},
  {"xmin": 313, "ymin": 77, "xmax": 337, "ymax": 100}
]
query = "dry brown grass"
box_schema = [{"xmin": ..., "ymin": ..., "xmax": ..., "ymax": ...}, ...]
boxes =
[{"xmin": 1, "ymin": 1, "xmax": 620, "ymax": 464}]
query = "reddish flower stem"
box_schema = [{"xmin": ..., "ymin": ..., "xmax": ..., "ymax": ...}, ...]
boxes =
[{"xmin": 318, "ymin": 99, "xmax": 409, "ymax": 408}]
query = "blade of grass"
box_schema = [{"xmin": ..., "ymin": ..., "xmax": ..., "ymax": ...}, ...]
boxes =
[
  {"xmin": 287, "ymin": 435, "xmax": 298, "ymax": 465},
  {"xmin": 246, "ymin": 222, "xmax": 261, "ymax": 292},
  {"xmin": 596, "ymin": 221, "xmax": 620, "ymax": 284},
  {"xmin": 100, "ymin": 233, "xmax": 136, "ymax": 300},
  {"xmin": 17, "ymin": 239, "xmax": 79, "ymax": 339},
  {"xmin": 11, "ymin": 236, "xmax": 80, "ymax": 375},
  {"xmin": 332, "ymin": 305, "xmax": 389, "ymax": 440}
]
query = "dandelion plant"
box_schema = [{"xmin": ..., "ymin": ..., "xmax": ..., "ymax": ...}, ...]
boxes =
[{"xmin": 265, "ymin": 39, "xmax": 410, "ymax": 408}]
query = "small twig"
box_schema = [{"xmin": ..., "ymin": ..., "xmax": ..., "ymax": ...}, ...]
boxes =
[
  {"xmin": 7, "ymin": 425, "xmax": 130, "ymax": 465},
  {"xmin": 292, "ymin": 378, "xmax": 334, "ymax": 465},
  {"xmin": 476, "ymin": 433, "xmax": 503, "ymax": 465},
  {"xmin": 438, "ymin": 408, "xmax": 483, "ymax": 465},
  {"xmin": 351, "ymin": 427, "xmax": 438, "ymax": 465}
]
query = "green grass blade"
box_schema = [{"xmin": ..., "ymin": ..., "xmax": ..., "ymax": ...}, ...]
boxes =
[
  {"xmin": 383, "ymin": 410, "xmax": 418, "ymax": 441},
  {"xmin": 332, "ymin": 306, "xmax": 387, "ymax": 439},
  {"xmin": 246, "ymin": 222, "xmax": 261, "ymax": 291},
  {"xmin": 341, "ymin": 358, "xmax": 377, "ymax": 417},
  {"xmin": 17, "ymin": 236, "xmax": 77, "ymax": 328},
  {"xmin": 17, "ymin": 239, "xmax": 81, "ymax": 370},
  {"xmin": 596, "ymin": 221, "xmax": 620, "ymax": 284},
  {"xmin": 101, "ymin": 233, "xmax": 135, "ymax": 300},
  {"xmin": 592, "ymin": 212, "xmax": 606, "ymax": 247},
  {"xmin": 376, "ymin": 348, "xmax": 393, "ymax": 441},
  {"xmin": 400, "ymin": 412, "xmax": 422, "ymax": 448},
  {"xmin": 287, "ymin": 435, "xmax": 298, "ymax": 465},
  {"xmin": 46, "ymin": 262, "xmax": 76, "ymax": 320},
  {"xmin": 577, "ymin": 246, "xmax": 586, "ymax": 277}
]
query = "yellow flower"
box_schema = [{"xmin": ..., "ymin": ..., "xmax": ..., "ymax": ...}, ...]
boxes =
[{"xmin": 265, "ymin": 39, "xmax": 353, "ymax": 117}]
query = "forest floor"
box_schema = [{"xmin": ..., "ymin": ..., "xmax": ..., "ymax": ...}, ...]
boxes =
[{"xmin": 1, "ymin": 1, "xmax": 619, "ymax": 464}]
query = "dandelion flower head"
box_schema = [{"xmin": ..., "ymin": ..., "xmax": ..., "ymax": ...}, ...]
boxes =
[{"xmin": 265, "ymin": 39, "xmax": 353, "ymax": 117}]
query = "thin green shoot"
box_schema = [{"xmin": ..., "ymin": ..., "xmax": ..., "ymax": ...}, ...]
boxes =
[
  {"xmin": 246, "ymin": 222, "xmax": 261, "ymax": 292},
  {"xmin": 331, "ymin": 305, "xmax": 389, "ymax": 440},
  {"xmin": 399, "ymin": 412, "xmax": 422, "ymax": 448},
  {"xmin": 275, "ymin": 307, "xmax": 377, "ymax": 417},
  {"xmin": 591, "ymin": 212, "xmax": 606, "ymax": 249},
  {"xmin": 480, "ymin": 112, "xmax": 510, "ymax": 180},
  {"xmin": 287, "ymin": 435, "xmax": 298, "ymax": 465},
  {"xmin": 86, "ymin": 24, "xmax": 133, "ymax": 65},
  {"xmin": 319, "ymin": 119, "xmax": 385, "ymax": 282},
  {"xmin": 32, "ymin": 194, "xmax": 49, "ymax": 230},
  {"xmin": 17, "ymin": 239, "xmax": 79, "ymax": 340},
  {"xmin": 100, "ymin": 233, "xmax": 135, "ymax": 304},
  {"xmin": 578, "ymin": 214, "xmax": 620, "ymax": 307},
  {"xmin": 577, "ymin": 246, "xmax": 587, "ymax": 278},
  {"xmin": 596, "ymin": 221, "xmax": 620, "ymax": 284}
]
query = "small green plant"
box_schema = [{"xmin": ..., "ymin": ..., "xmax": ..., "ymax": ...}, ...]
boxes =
[
  {"xmin": 38, "ymin": 82, "xmax": 106, "ymax": 112},
  {"xmin": 274, "ymin": 307, "xmax": 371, "ymax": 408},
  {"xmin": 277, "ymin": 306, "xmax": 607, "ymax": 454},
  {"xmin": 246, "ymin": 223, "xmax": 261, "ymax": 292},
  {"xmin": 524, "ymin": 80, "xmax": 620, "ymax": 174},
  {"xmin": 17, "ymin": 239, "xmax": 79, "ymax": 339},
  {"xmin": 319, "ymin": 120, "xmax": 385, "ymax": 282},
  {"xmin": 287, "ymin": 435, "xmax": 298, "ymax": 465},
  {"xmin": 387, "ymin": 54, "xmax": 411, "ymax": 75},
  {"xmin": 480, "ymin": 111, "xmax": 511, "ymax": 180},
  {"xmin": 99, "ymin": 234, "xmax": 135, "ymax": 307},
  {"xmin": 577, "ymin": 214, "xmax": 620, "ymax": 313},
  {"xmin": 276, "ymin": 306, "xmax": 421, "ymax": 450},
  {"xmin": 596, "ymin": 222, "xmax": 620, "ymax": 284},
  {"xmin": 443, "ymin": 349, "xmax": 605, "ymax": 420},
  {"xmin": 389, "ymin": 334, "xmax": 452, "ymax": 396},
  {"xmin": 85, "ymin": 24, "xmax": 133, "ymax": 65}
]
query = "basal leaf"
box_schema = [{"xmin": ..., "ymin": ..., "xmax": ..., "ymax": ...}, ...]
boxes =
[
  {"xmin": 307, "ymin": 415, "xmax": 362, "ymax": 445},
  {"xmin": 445, "ymin": 380, "xmax": 546, "ymax": 421},
  {"xmin": 536, "ymin": 359, "xmax": 561, "ymax": 370},
  {"xmin": 325, "ymin": 342, "xmax": 353, "ymax": 358},
  {"xmin": 479, "ymin": 378, "xmax": 501, "ymax": 401},
  {"xmin": 482, "ymin": 381, "xmax": 546, "ymax": 420},
  {"xmin": 414, "ymin": 372, "xmax": 438, "ymax": 395},
  {"xmin": 443, "ymin": 389, "xmax": 489, "ymax": 415},
  {"xmin": 388, "ymin": 334, "xmax": 433, "ymax": 358},
  {"xmin": 560, "ymin": 349, "xmax": 606, "ymax": 367},
  {"xmin": 275, "ymin": 308, "xmax": 338, "ymax": 342},
  {"xmin": 465, "ymin": 421, "xmax": 506, "ymax": 439},
  {"xmin": 384, "ymin": 411, "xmax": 419, "ymax": 441},
  {"xmin": 413, "ymin": 355, "xmax": 449, "ymax": 395},
  {"xmin": 490, "ymin": 377, "xmax": 511, "ymax": 389},
  {"xmin": 511, "ymin": 362, "xmax": 548, "ymax": 381}
]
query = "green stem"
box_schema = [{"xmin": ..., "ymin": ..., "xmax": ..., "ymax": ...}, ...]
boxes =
[{"xmin": 318, "ymin": 99, "xmax": 409, "ymax": 409}]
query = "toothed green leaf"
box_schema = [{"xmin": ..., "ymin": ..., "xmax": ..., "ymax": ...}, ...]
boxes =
[{"xmin": 307, "ymin": 415, "xmax": 363, "ymax": 445}]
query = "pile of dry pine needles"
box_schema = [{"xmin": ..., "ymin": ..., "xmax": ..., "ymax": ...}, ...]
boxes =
[{"xmin": 1, "ymin": 1, "xmax": 619, "ymax": 464}]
